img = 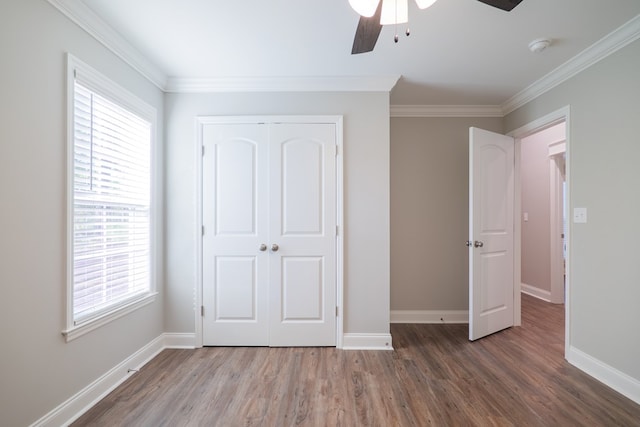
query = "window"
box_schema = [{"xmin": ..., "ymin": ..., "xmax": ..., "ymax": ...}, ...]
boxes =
[{"xmin": 64, "ymin": 55, "xmax": 157, "ymax": 341}]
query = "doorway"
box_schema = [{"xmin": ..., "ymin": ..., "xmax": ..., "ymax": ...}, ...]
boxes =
[
  {"xmin": 520, "ymin": 122, "xmax": 566, "ymax": 304},
  {"xmin": 510, "ymin": 106, "xmax": 570, "ymax": 357}
]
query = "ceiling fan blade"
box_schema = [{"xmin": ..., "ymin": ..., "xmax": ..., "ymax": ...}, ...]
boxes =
[
  {"xmin": 351, "ymin": 1, "xmax": 383, "ymax": 55},
  {"xmin": 476, "ymin": 0, "xmax": 524, "ymax": 11}
]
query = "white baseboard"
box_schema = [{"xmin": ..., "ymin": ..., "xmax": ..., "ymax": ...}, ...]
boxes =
[
  {"xmin": 31, "ymin": 335, "xmax": 165, "ymax": 427},
  {"xmin": 32, "ymin": 330, "xmax": 399, "ymax": 425},
  {"xmin": 342, "ymin": 333, "xmax": 393, "ymax": 350},
  {"xmin": 31, "ymin": 332, "xmax": 196, "ymax": 427},
  {"xmin": 521, "ymin": 283, "xmax": 552, "ymax": 302},
  {"xmin": 390, "ymin": 310, "xmax": 468, "ymax": 324},
  {"xmin": 567, "ymin": 346, "xmax": 640, "ymax": 405},
  {"xmin": 164, "ymin": 332, "xmax": 196, "ymax": 348}
]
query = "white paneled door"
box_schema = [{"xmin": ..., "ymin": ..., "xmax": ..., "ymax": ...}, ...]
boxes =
[
  {"xmin": 468, "ymin": 127, "xmax": 515, "ymax": 341},
  {"xmin": 202, "ymin": 120, "xmax": 337, "ymax": 347}
]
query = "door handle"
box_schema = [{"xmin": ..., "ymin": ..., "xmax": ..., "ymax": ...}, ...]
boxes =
[
  {"xmin": 465, "ymin": 241, "xmax": 473, "ymax": 247},
  {"xmin": 259, "ymin": 243, "xmax": 267, "ymax": 252},
  {"xmin": 271, "ymin": 244, "xmax": 279, "ymax": 252},
  {"xmin": 474, "ymin": 241, "xmax": 484, "ymax": 248}
]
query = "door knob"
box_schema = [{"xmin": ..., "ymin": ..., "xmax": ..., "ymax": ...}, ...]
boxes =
[
  {"xmin": 271, "ymin": 243, "xmax": 279, "ymax": 252},
  {"xmin": 259, "ymin": 243, "xmax": 267, "ymax": 252},
  {"xmin": 474, "ymin": 241, "xmax": 484, "ymax": 248},
  {"xmin": 465, "ymin": 241, "xmax": 473, "ymax": 247}
]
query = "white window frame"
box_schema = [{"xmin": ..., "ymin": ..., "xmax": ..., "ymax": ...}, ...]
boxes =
[{"xmin": 63, "ymin": 54, "xmax": 158, "ymax": 342}]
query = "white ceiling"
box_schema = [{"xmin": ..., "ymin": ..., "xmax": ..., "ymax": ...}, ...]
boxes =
[{"xmin": 74, "ymin": 0, "xmax": 640, "ymax": 107}]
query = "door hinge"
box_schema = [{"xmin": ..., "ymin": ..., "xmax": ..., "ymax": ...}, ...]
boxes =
[
  {"xmin": 336, "ymin": 306, "xmax": 339, "ymax": 317},
  {"xmin": 202, "ymin": 145, "xmax": 205, "ymax": 156},
  {"xmin": 201, "ymin": 305, "xmax": 204, "ymax": 317},
  {"xmin": 336, "ymin": 225, "xmax": 339, "ymax": 236},
  {"xmin": 202, "ymin": 225, "xmax": 205, "ymax": 236}
]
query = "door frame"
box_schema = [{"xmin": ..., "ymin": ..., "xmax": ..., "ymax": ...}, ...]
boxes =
[
  {"xmin": 508, "ymin": 105, "xmax": 571, "ymax": 357},
  {"xmin": 193, "ymin": 115, "xmax": 344, "ymax": 348},
  {"xmin": 549, "ymin": 142, "xmax": 566, "ymax": 304}
]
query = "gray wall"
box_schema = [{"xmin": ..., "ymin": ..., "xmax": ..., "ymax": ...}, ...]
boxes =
[
  {"xmin": 390, "ymin": 117, "xmax": 503, "ymax": 311},
  {"xmin": 505, "ymin": 39, "xmax": 640, "ymax": 381},
  {"xmin": 164, "ymin": 92, "xmax": 391, "ymax": 336},
  {"xmin": 0, "ymin": 1, "xmax": 165, "ymax": 426}
]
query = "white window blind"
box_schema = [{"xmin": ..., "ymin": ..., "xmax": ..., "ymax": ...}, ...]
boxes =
[{"xmin": 71, "ymin": 80, "xmax": 152, "ymax": 324}]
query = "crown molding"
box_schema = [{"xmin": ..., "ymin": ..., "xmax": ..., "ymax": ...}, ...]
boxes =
[
  {"xmin": 164, "ymin": 75, "xmax": 401, "ymax": 93},
  {"xmin": 46, "ymin": 0, "xmax": 168, "ymax": 90},
  {"xmin": 390, "ymin": 104, "xmax": 503, "ymax": 118},
  {"xmin": 502, "ymin": 14, "xmax": 640, "ymax": 115},
  {"xmin": 46, "ymin": 1, "xmax": 640, "ymax": 108}
]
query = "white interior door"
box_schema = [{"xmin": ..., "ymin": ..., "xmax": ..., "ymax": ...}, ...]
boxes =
[
  {"xmin": 469, "ymin": 127, "xmax": 515, "ymax": 341},
  {"xmin": 268, "ymin": 124, "xmax": 337, "ymax": 346},
  {"xmin": 202, "ymin": 124, "xmax": 269, "ymax": 345},
  {"xmin": 202, "ymin": 120, "xmax": 337, "ymax": 347}
]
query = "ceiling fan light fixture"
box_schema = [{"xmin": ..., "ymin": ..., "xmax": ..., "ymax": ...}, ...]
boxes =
[
  {"xmin": 348, "ymin": 0, "xmax": 379, "ymax": 17},
  {"xmin": 414, "ymin": 0, "xmax": 438, "ymax": 9},
  {"xmin": 381, "ymin": 0, "xmax": 409, "ymax": 25}
]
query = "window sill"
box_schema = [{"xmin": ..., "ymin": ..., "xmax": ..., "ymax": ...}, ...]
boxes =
[{"xmin": 62, "ymin": 293, "xmax": 158, "ymax": 342}]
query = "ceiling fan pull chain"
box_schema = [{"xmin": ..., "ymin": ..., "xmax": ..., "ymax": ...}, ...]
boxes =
[
  {"xmin": 391, "ymin": 0, "xmax": 410, "ymax": 43},
  {"xmin": 404, "ymin": 0, "xmax": 410, "ymax": 38},
  {"xmin": 394, "ymin": 1, "xmax": 399, "ymax": 43}
]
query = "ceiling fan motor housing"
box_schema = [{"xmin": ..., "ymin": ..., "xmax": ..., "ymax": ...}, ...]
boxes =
[{"xmin": 476, "ymin": 0, "xmax": 524, "ymax": 12}]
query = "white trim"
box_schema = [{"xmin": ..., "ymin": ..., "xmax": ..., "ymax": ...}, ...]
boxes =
[
  {"xmin": 390, "ymin": 104, "xmax": 503, "ymax": 118},
  {"xmin": 513, "ymin": 138, "xmax": 522, "ymax": 326},
  {"xmin": 194, "ymin": 116, "xmax": 344, "ymax": 348},
  {"xmin": 194, "ymin": 119, "xmax": 204, "ymax": 348},
  {"xmin": 507, "ymin": 106, "xmax": 570, "ymax": 138},
  {"xmin": 31, "ymin": 329, "xmax": 393, "ymax": 426},
  {"xmin": 521, "ymin": 283, "xmax": 552, "ymax": 303},
  {"xmin": 502, "ymin": 14, "xmax": 640, "ymax": 115},
  {"xmin": 195, "ymin": 115, "xmax": 346, "ymax": 125},
  {"xmin": 548, "ymin": 140, "xmax": 566, "ymax": 157},
  {"xmin": 68, "ymin": 55, "xmax": 157, "ymax": 121},
  {"xmin": 164, "ymin": 333, "xmax": 197, "ymax": 349},
  {"xmin": 46, "ymin": 0, "xmax": 167, "ymax": 90},
  {"xmin": 65, "ymin": 53, "xmax": 159, "ymax": 341},
  {"xmin": 62, "ymin": 293, "xmax": 157, "ymax": 342},
  {"xmin": 30, "ymin": 335, "xmax": 165, "ymax": 427},
  {"xmin": 165, "ymin": 76, "xmax": 400, "ymax": 93},
  {"xmin": 393, "ymin": 15, "xmax": 640, "ymax": 119},
  {"xmin": 50, "ymin": 0, "xmax": 397, "ymax": 96},
  {"xmin": 342, "ymin": 333, "xmax": 393, "ymax": 351},
  {"xmin": 47, "ymin": 0, "xmax": 640, "ymax": 110},
  {"xmin": 548, "ymin": 148, "xmax": 566, "ymax": 304},
  {"xmin": 390, "ymin": 310, "xmax": 468, "ymax": 324},
  {"xmin": 567, "ymin": 346, "xmax": 640, "ymax": 405},
  {"xmin": 335, "ymin": 117, "xmax": 345, "ymax": 349}
]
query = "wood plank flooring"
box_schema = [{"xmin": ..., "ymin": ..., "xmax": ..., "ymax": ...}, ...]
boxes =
[{"xmin": 72, "ymin": 295, "xmax": 640, "ymax": 426}]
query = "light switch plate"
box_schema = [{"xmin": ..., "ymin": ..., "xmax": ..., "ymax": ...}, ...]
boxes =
[{"xmin": 573, "ymin": 207, "xmax": 587, "ymax": 223}]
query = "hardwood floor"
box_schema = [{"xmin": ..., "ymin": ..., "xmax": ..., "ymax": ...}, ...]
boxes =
[{"xmin": 72, "ymin": 295, "xmax": 640, "ymax": 426}]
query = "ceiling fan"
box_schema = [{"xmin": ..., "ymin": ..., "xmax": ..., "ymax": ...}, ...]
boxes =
[{"xmin": 351, "ymin": 0, "xmax": 524, "ymax": 54}]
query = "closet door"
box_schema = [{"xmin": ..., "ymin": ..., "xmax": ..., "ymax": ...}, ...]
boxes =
[
  {"xmin": 202, "ymin": 123, "xmax": 269, "ymax": 345},
  {"xmin": 202, "ymin": 121, "xmax": 337, "ymax": 347},
  {"xmin": 268, "ymin": 123, "xmax": 337, "ymax": 346}
]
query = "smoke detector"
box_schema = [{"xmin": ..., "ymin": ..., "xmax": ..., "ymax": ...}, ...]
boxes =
[{"xmin": 528, "ymin": 38, "xmax": 552, "ymax": 53}]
